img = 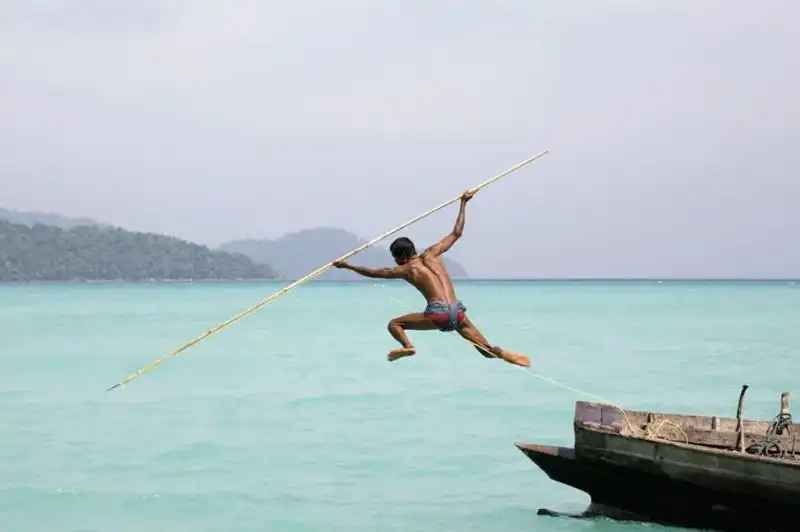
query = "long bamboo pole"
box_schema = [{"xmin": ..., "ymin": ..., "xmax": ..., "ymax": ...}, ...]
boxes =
[{"xmin": 105, "ymin": 149, "xmax": 549, "ymax": 391}]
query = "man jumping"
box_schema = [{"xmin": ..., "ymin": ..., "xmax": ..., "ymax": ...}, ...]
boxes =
[{"xmin": 332, "ymin": 190, "xmax": 530, "ymax": 367}]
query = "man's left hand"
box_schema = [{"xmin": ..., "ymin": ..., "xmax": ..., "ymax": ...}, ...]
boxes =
[{"xmin": 332, "ymin": 260, "xmax": 348, "ymax": 269}]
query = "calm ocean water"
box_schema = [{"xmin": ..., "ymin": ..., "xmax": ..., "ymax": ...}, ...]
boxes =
[{"xmin": 1, "ymin": 280, "xmax": 799, "ymax": 531}]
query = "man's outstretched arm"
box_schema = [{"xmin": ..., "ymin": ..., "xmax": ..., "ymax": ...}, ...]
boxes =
[
  {"xmin": 332, "ymin": 261, "xmax": 405, "ymax": 279},
  {"xmin": 423, "ymin": 189, "xmax": 475, "ymax": 257}
]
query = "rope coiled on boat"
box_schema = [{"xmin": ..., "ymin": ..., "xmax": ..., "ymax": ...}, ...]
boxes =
[{"xmin": 746, "ymin": 413, "xmax": 797, "ymax": 460}]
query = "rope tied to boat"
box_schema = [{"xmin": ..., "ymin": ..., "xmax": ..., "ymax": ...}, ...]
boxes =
[{"xmin": 643, "ymin": 419, "xmax": 690, "ymax": 443}]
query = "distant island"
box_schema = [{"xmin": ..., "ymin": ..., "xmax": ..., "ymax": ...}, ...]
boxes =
[
  {"xmin": 219, "ymin": 227, "xmax": 469, "ymax": 281},
  {"xmin": 0, "ymin": 217, "xmax": 278, "ymax": 282},
  {"xmin": 1, "ymin": 209, "xmax": 468, "ymax": 282}
]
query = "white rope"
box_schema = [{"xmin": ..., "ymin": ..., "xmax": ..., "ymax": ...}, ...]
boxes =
[{"xmin": 381, "ymin": 290, "xmax": 634, "ymax": 430}]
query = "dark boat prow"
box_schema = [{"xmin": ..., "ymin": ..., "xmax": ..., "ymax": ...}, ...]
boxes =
[{"xmin": 516, "ymin": 385, "xmax": 800, "ymax": 531}]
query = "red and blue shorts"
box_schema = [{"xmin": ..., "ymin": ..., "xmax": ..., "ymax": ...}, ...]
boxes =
[{"xmin": 424, "ymin": 300, "xmax": 467, "ymax": 332}]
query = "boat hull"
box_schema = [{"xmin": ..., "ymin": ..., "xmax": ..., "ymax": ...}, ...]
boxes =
[
  {"xmin": 516, "ymin": 396, "xmax": 800, "ymax": 531},
  {"xmin": 516, "ymin": 442, "xmax": 797, "ymax": 531}
]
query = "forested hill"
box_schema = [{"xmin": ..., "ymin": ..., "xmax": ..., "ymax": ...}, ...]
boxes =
[{"xmin": 0, "ymin": 219, "xmax": 279, "ymax": 282}]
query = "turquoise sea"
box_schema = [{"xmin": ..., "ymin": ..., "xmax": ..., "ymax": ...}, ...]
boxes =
[{"xmin": 2, "ymin": 280, "xmax": 799, "ymax": 531}]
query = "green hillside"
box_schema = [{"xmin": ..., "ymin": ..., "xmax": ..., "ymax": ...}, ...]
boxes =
[{"xmin": 0, "ymin": 219, "xmax": 278, "ymax": 282}]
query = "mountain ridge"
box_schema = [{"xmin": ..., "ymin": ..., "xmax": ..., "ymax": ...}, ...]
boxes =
[
  {"xmin": 0, "ymin": 209, "xmax": 277, "ymax": 282},
  {"xmin": 0, "ymin": 207, "xmax": 109, "ymax": 229}
]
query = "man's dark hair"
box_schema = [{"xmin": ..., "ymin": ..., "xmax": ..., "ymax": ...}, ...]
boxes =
[{"xmin": 389, "ymin": 237, "xmax": 416, "ymax": 259}]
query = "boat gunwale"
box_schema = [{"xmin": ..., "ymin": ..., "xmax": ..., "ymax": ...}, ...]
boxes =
[{"xmin": 573, "ymin": 421, "xmax": 800, "ymax": 468}]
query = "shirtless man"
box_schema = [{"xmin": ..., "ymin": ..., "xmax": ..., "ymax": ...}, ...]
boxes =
[{"xmin": 332, "ymin": 190, "xmax": 530, "ymax": 367}]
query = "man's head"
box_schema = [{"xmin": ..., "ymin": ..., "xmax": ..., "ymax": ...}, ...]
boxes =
[{"xmin": 389, "ymin": 237, "xmax": 416, "ymax": 265}]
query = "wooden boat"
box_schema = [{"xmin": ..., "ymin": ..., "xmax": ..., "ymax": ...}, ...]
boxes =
[{"xmin": 515, "ymin": 385, "xmax": 800, "ymax": 531}]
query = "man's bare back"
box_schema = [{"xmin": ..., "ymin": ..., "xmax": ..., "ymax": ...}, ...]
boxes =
[
  {"xmin": 332, "ymin": 190, "xmax": 530, "ymax": 367},
  {"xmin": 401, "ymin": 253, "xmax": 457, "ymax": 304}
]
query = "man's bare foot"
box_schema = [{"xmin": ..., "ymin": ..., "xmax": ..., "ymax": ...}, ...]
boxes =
[
  {"xmin": 504, "ymin": 351, "xmax": 531, "ymax": 367},
  {"xmin": 388, "ymin": 347, "xmax": 416, "ymax": 362},
  {"xmin": 485, "ymin": 346, "xmax": 530, "ymax": 368}
]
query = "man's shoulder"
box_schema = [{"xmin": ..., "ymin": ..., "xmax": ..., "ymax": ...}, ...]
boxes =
[
  {"xmin": 419, "ymin": 251, "xmax": 444, "ymax": 264},
  {"xmin": 392, "ymin": 262, "xmax": 413, "ymax": 276}
]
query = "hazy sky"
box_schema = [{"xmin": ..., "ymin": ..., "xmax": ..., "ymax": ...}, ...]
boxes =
[{"xmin": 2, "ymin": 1, "xmax": 798, "ymax": 278}]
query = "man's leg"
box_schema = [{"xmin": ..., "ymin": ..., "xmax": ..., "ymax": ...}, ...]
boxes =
[
  {"xmin": 456, "ymin": 316, "xmax": 530, "ymax": 367},
  {"xmin": 387, "ymin": 312, "xmax": 438, "ymax": 361}
]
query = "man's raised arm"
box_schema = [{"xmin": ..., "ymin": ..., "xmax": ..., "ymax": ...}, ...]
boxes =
[{"xmin": 423, "ymin": 189, "xmax": 475, "ymax": 257}]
